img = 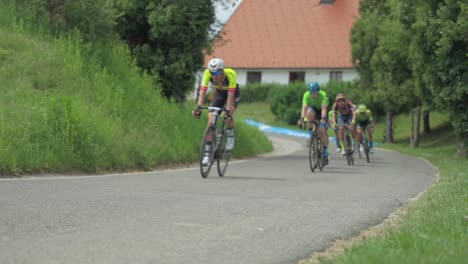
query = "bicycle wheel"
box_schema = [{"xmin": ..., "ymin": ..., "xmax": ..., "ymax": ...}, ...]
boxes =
[
  {"xmin": 199, "ymin": 126, "xmax": 216, "ymax": 178},
  {"xmin": 363, "ymin": 134, "xmax": 370, "ymax": 163},
  {"xmin": 217, "ymin": 128, "xmax": 231, "ymax": 177},
  {"xmin": 317, "ymin": 138, "xmax": 323, "ymax": 171},
  {"xmin": 357, "ymin": 139, "xmax": 362, "ymax": 159},
  {"xmin": 308, "ymin": 135, "xmax": 318, "ymax": 172},
  {"xmin": 345, "ymin": 134, "xmax": 353, "ymax": 166}
]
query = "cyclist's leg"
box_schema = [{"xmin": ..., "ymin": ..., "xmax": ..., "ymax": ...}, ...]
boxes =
[
  {"xmin": 334, "ymin": 126, "xmax": 341, "ymax": 151},
  {"xmin": 367, "ymin": 123, "xmax": 374, "ymax": 148},
  {"xmin": 337, "ymin": 114, "xmax": 347, "ymax": 154},
  {"xmin": 314, "ymin": 109, "xmax": 328, "ymax": 164},
  {"xmin": 205, "ymin": 91, "xmax": 225, "ymax": 155},
  {"xmin": 224, "ymin": 87, "xmax": 240, "ymax": 150},
  {"xmin": 306, "ymin": 107, "xmax": 317, "ymax": 130},
  {"xmin": 356, "ymin": 122, "xmax": 363, "ymax": 142}
]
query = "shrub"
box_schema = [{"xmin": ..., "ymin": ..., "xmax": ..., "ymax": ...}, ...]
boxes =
[{"xmin": 240, "ymin": 83, "xmax": 283, "ymax": 103}]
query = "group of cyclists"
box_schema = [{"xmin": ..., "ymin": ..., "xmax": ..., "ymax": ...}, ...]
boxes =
[
  {"xmin": 192, "ymin": 58, "xmax": 375, "ymax": 167},
  {"xmin": 299, "ymin": 83, "xmax": 375, "ymax": 166}
]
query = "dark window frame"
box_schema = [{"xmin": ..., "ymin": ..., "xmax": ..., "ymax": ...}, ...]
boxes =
[
  {"xmin": 246, "ymin": 71, "xmax": 262, "ymax": 84},
  {"xmin": 329, "ymin": 71, "xmax": 343, "ymax": 82},
  {"xmin": 289, "ymin": 71, "xmax": 305, "ymax": 83}
]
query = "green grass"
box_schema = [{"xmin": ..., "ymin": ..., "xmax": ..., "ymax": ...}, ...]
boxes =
[
  {"xmin": 312, "ymin": 135, "xmax": 467, "ymax": 264},
  {"xmin": 237, "ymin": 102, "xmax": 467, "ymax": 264},
  {"xmin": 0, "ymin": 5, "xmax": 272, "ymax": 176}
]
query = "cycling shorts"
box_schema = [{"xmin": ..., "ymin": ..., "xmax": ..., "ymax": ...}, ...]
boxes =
[
  {"xmin": 356, "ymin": 120, "xmax": 372, "ymax": 129},
  {"xmin": 210, "ymin": 84, "xmax": 240, "ymax": 110},
  {"xmin": 307, "ymin": 106, "xmax": 328, "ymax": 129},
  {"xmin": 337, "ymin": 114, "xmax": 353, "ymax": 127}
]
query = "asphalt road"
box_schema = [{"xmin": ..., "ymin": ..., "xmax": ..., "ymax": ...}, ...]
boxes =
[{"xmin": 0, "ymin": 134, "xmax": 435, "ymax": 264}]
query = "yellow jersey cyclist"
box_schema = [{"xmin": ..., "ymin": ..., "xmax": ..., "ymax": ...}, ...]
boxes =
[
  {"xmin": 297, "ymin": 82, "xmax": 330, "ymax": 166},
  {"xmin": 355, "ymin": 104, "xmax": 375, "ymax": 153},
  {"xmin": 192, "ymin": 58, "xmax": 240, "ymax": 166},
  {"xmin": 331, "ymin": 93, "xmax": 357, "ymax": 156}
]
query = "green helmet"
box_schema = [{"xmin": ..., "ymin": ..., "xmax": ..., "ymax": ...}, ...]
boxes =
[{"xmin": 357, "ymin": 104, "xmax": 367, "ymax": 113}]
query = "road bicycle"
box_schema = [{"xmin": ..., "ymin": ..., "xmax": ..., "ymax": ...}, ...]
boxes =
[
  {"xmin": 357, "ymin": 127, "xmax": 371, "ymax": 163},
  {"xmin": 343, "ymin": 125, "xmax": 354, "ymax": 166},
  {"xmin": 308, "ymin": 120, "xmax": 323, "ymax": 172},
  {"xmin": 198, "ymin": 106, "xmax": 232, "ymax": 178}
]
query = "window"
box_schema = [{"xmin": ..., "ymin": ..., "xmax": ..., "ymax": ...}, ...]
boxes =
[
  {"xmin": 330, "ymin": 71, "xmax": 343, "ymax": 81},
  {"xmin": 289, "ymin": 72, "xmax": 305, "ymax": 83},
  {"xmin": 247, "ymin": 72, "xmax": 262, "ymax": 84}
]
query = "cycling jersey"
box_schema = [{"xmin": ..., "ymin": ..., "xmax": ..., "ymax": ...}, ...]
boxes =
[
  {"xmin": 332, "ymin": 99, "xmax": 354, "ymax": 116},
  {"xmin": 356, "ymin": 110, "xmax": 373, "ymax": 122},
  {"xmin": 200, "ymin": 68, "xmax": 237, "ymax": 92},
  {"xmin": 302, "ymin": 90, "xmax": 329, "ymax": 109}
]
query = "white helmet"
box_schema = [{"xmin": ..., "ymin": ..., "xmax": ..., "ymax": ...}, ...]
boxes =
[{"xmin": 208, "ymin": 58, "xmax": 224, "ymax": 72}]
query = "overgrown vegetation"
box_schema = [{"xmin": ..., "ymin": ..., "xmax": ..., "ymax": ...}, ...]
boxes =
[
  {"xmin": 0, "ymin": 1, "xmax": 272, "ymax": 176},
  {"xmin": 351, "ymin": 0, "xmax": 467, "ymax": 156}
]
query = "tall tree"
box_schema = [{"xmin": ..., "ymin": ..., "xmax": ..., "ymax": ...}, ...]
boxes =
[
  {"xmin": 412, "ymin": 0, "xmax": 468, "ymax": 157},
  {"xmin": 116, "ymin": 0, "xmax": 217, "ymax": 102}
]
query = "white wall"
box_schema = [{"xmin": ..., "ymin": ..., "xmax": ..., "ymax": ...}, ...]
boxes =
[
  {"xmin": 195, "ymin": 68, "xmax": 358, "ymax": 88},
  {"xmin": 235, "ymin": 68, "xmax": 358, "ymax": 86}
]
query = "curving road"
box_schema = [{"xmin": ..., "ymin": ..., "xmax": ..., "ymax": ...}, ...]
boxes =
[{"xmin": 0, "ymin": 134, "xmax": 435, "ymax": 264}]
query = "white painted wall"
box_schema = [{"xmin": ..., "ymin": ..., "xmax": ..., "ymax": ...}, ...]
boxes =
[
  {"xmin": 195, "ymin": 68, "xmax": 358, "ymax": 91},
  {"xmin": 235, "ymin": 68, "xmax": 358, "ymax": 86}
]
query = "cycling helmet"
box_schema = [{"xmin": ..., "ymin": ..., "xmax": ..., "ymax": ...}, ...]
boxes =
[
  {"xmin": 207, "ymin": 58, "xmax": 224, "ymax": 73},
  {"xmin": 307, "ymin": 82, "xmax": 320, "ymax": 93},
  {"xmin": 358, "ymin": 104, "xmax": 367, "ymax": 113},
  {"xmin": 335, "ymin": 93, "xmax": 345, "ymax": 100}
]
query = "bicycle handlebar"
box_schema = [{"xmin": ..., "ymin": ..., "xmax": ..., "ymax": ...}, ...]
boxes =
[{"xmin": 198, "ymin": 106, "xmax": 231, "ymax": 117}]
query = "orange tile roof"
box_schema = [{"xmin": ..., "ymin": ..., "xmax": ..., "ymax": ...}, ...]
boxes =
[{"xmin": 206, "ymin": 0, "xmax": 360, "ymax": 69}]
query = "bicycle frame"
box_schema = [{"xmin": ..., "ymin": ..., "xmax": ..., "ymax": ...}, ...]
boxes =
[
  {"xmin": 308, "ymin": 120, "xmax": 323, "ymax": 172},
  {"xmin": 198, "ymin": 106, "xmax": 231, "ymax": 178},
  {"xmin": 343, "ymin": 124, "xmax": 354, "ymax": 166}
]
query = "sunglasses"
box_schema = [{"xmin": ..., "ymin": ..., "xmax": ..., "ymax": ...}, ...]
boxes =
[{"xmin": 211, "ymin": 70, "xmax": 222, "ymax": 76}]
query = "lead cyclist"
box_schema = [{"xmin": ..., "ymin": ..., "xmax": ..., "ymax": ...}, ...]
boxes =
[{"xmin": 192, "ymin": 58, "xmax": 240, "ymax": 166}]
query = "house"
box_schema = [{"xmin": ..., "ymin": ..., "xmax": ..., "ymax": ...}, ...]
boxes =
[{"xmin": 202, "ymin": 0, "xmax": 360, "ymax": 86}]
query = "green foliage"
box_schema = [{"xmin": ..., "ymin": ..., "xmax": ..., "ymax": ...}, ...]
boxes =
[
  {"xmin": 240, "ymin": 83, "xmax": 283, "ymax": 103},
  {"xmin": 0, "ymin": 7, "xmax": 272, "ymax": 175},
  {"xmin": 116, "ymin": 0, "xmax": 216, "ymax": 102},
  {"xmin": 15, "ymin": 0, "xmax": 116, "ymax": 41},
  {"xmin": 351, "ymin": 0, "xmax": 467, "ymax": 155},
  {"xmin": 269, "ymin": 83, "xmax": 306, "ymax": 125}
]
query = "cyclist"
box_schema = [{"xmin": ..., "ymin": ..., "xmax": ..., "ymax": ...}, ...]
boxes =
[
  {"xmin": 331, "ymin": 93, "xmax": 357, "ymax": 156},
  {"xmin": 355, "ymin": 104, "xmax": 375, "ymax": 152},
  {"xmin": 192, "ymin": 58, "xmax": 240, "ymax": 166},
  {"xmin": 328, "ymin": 109, "xmax": 341, "ymax": 153},
  {"xmin": 297, "ymin": 82, "xmax": 329, "ymax": 165}
]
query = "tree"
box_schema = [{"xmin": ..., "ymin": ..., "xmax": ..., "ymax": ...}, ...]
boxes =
[
  {"xmin": 116, "ymin": 0, "xmax": 217, "ymax": 102},
  {"xmin": 412, "ymin": 0, "xmax": 468, "ymax": 157},
  {"xmin": 351, "ymin": 0, "xmax": 413, "ymax": 144}
]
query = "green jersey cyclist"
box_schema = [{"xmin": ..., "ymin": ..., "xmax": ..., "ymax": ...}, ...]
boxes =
[
  {"xmin": 192, "ymin": 58, "xmax": 240, "ymax": 166},
  {"xmin": 355, "ymin": 104, "xmax": 375, "ymax": 153},
  {"xmin": 297, "ymin": 82, "xmax": 330, "ymax": 165}
]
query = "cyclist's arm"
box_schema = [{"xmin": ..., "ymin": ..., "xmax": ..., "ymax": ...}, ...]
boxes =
[
  {"xmin": 198, "ymin": 69, "xmax": 211, "ymax": 107},
  {"xmin": 320, "ymin": 95, "xmax": 329, "ymax": 122},
  {"xmin": 226, "ymin": 91, "xmax": 235, "ymax": 113},
  {"xmin": 320, "ymin": 104, "xmax": 327, "ymax": 120},
  {"xmin": 301, "ymin": 105, "xmax": 308, "ymax": 120},
  {"xmin": 197, "ymin": 89, "xmax": 206, "ymax": 107}
]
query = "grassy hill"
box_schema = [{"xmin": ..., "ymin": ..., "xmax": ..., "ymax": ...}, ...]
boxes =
[{"xmin": 0, "ymin": 6, "xmax": 272, "ymax": 176}]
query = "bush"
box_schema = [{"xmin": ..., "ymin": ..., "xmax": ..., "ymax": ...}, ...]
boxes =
[
  {"xmin": 269, "ymin": 82, "xmax": 305, "ymax": 125},
  {"xmin": 240, "ymin": 83, "xmax": 283, "ymax": 103}
]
